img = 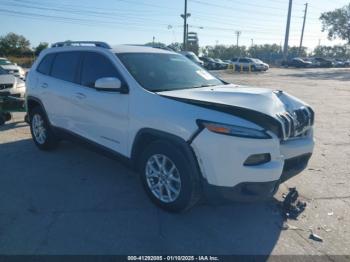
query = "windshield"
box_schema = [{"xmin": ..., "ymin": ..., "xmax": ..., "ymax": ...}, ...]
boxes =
[
  {"xmin": 0, "ymin": 59, "xmax": 13, "ymax": 66},
  {"xmin": 118, "ymin": 53, "xmax": 223, "ymax": 92},
  {"xmin": 252, "ymin": 59, "xmax": 263, "ymax": 63}
]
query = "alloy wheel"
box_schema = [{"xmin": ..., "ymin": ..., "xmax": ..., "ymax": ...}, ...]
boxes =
[{"xmin": 145, "ymin": 154, "xmax": 182, "ymax": 203}]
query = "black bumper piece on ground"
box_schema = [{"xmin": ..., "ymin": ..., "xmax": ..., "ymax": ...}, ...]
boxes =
[{"xmin": 202, "ymin": 153, "xmax": 312, "ymax": 203}]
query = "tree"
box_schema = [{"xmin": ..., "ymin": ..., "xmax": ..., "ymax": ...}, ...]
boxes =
[
  {"xmin": 187, "ymin": 41, "xmax": 199, "ymax": 55},
  {"xmin": 34, "ymin": 42, "xmax": 49, "ymax": 56},
  {"xmin": 248, "ymin": 44, "xmax": 282, "ymax": 63},
  {"xmin": 144, "ymin": 42, "xmax": 167, "ymax": 49},
  {"xmin": 313, "ymin": 45, "xmax": 350, "ymax": 59},
  {"xmin": 0, "ymin": 32, "xmax": 31, "ymax": 56},
  {"xmin": 320, "ymin": 4, "xmax": 350, "ymax": 43},
  {"xmin": 201, "ymin": 45, "xmax": 247, "ymax": 59},
  {"xmin": 168, "ymin": 42, "xmax": 183, "ymax": 52}
]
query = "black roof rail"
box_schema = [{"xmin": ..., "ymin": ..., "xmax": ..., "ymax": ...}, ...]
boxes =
[{"xmin": 51, "ymin": 41, "xmax": 111, "ymax": 49}]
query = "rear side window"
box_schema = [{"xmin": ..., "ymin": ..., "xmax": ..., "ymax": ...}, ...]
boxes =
[
  {"xmin": 81, "ymin": 52, "xmax": 120, "ymax": 87},
  {"xmin": 51, "ymin": 52, "xmax": 81, "ymax": 83},
  {"xmin": 37, "ymin": 54, "xmax": 55, "ymax": 75}
]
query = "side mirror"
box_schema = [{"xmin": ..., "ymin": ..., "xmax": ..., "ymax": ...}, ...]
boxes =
[{"xmin": 94, "ymin": 77, "xmax": 128, "ymax": 94}]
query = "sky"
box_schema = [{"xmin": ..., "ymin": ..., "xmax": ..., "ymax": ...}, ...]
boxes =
[{"xmin": 1, "ymin": 0, "xmax": 349, "ymax": 51}]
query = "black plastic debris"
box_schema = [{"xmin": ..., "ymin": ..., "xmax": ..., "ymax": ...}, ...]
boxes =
[
  {"xmin": 309, "ymin": 232, "xmax": 323, "ymax": 242},
  {"xmin": 282, "ymin": 187, "xmax": 307, "ymax": 220}
]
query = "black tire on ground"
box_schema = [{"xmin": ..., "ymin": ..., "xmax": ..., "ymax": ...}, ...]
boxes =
[
  {"xmin": 4, "ymin": 112, "xmax": 12, "ymax": 122},
  {"xmin": 0, "ymin": 115, "xmax": 5, "ymax": 126},
  {"xmin": 138, "ymin": 140, "xmax": 202, "ymax": 212},
  {"xmin": 29, "ymin": 106, "xmax": 59, "ymax": 150}
]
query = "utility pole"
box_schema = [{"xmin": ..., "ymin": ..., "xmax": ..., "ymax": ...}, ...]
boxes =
[
  {"xmin": 181, "ymin": 0, "xmax": 190, "ymax": 51},
  {"xmin": 152, "ymin": 36, "xmax": 155, "ymax": 47},
  {"xmin": 283, "ymin": 0, "xmax": 293, "ymax": 61},
  {"xmin": 235, "ymin": 31, "xmax": 241, "ymax": 47},
  {"xmin": 186, "ymin": 24, "xmax": 189, "ymax": 48},
  {"xmin": 251, "ymin": 38, "xmax": 254, "ymax": 47},
  {"xmin": 299, "ymin": 3, "xmax": 308, "ymax": 56}
]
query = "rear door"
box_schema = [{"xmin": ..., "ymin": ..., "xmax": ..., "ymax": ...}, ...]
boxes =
[
  {"xmin": 40, "ymin": 51, "xmax": 82, "ymax": 129},
  {"xmin": 238, "ymin": 58, "xmax": 250, "ymax": 69},
  {"xmin": 71, "ymin": 51, "xmax": 129, "ymax": 155}
]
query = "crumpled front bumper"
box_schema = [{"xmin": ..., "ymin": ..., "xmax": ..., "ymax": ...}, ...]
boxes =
[{"xmin": 191, "ymin": 128, "xmax": 314, "ymax": 200}]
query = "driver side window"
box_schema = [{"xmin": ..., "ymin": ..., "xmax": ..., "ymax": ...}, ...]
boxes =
[{"xmin": 81, "ymin": 52, "xmax": 121, "ymax": 88}]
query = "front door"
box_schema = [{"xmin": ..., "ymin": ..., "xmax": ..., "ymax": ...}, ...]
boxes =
[{"xmin": 72, "ymin": 51, "xmax": 129, "ymax": 156}]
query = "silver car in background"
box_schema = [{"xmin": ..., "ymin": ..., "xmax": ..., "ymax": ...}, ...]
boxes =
[{"xmin": 0, "ymin": 67, "xmax": 26, "ymax": 97}]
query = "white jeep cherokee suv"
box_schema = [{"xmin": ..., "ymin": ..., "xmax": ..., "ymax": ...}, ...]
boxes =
[{"xmin": 26, "ymin": 41, "xmax": 315, "ymax": 212}]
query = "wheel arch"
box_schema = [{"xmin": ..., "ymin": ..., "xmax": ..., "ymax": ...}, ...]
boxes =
[
  {"xmin": 27, "ymin": 96, "xmax": 43, "ymax": 114},
  {"xmin": 131, "ymin": 128, "xmax": 198, "ymax": 170},
  {"xmin": 26, "ymin": 96, "xmax": 49, "ymax": 123}
]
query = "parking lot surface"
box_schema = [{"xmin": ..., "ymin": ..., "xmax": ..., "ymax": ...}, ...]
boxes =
[{"xmin": 0, "ymin": 68, "xmax": 349, "ymax": 256}]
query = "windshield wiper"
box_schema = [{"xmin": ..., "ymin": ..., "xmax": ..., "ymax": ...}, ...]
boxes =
[
  {"xmin": 189, "ymin": 84, "xmax": 217, "ymax": 89},
  {"xmin": 153, "ymin": 84, "xmax": 218, "ymax": 93}
]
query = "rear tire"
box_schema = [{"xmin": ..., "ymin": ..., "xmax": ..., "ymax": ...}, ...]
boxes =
[
  {"xmin": 4, "ymin": 112, "xmax": 12, "ymax": 122},
  {"xmin": 138, "ymin": 140, "xmax": 202, "ymax": 212},
  {"xmin": 0, "ymin": 115, "xmax": 5, "ymax": 126},
  {"xmin": 29, "ymin": 106, "xmax": 59, "ymax": 150}
]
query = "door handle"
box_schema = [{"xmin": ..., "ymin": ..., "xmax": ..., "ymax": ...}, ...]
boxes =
[
  {"xmin": 41, "ymin": 83, "xmax": 48, "ymax": 89},
  {"xmin": 75, "ymin": 92, "xmax": 86, "ymax": 99}
]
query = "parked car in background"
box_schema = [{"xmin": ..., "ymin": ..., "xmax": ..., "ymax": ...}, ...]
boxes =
[
  {"xmin": 0, "ymin": 57, "xmax": 26, "ymax": 80},
  {"xmin": 179, "ymin": 51, "xmax": 204, "ymax": 67},
  {"xmin": 0, "ymin": 67, "xmax": 26, "ymax": 97},
  {"xmin": 232, "ymin": 57, "xmax": 269, "ymax": 71},
  {"xmin": 282, "ymin": 58, "xmax": 312, "ymax": 68},
  {"xmin": 311, "ymin": 57, "xmax": 334, "ymax": 68},
  {"xmin": 333, "ymin": 59, "xmax": 349, "ymax": 68},
  {"xmin": 199, "ymin": 57, "xmax": 221, "ymax": 70},
  {"xmin": 214, "ymin": 58, "xmax": 229, "ymax": 69}
]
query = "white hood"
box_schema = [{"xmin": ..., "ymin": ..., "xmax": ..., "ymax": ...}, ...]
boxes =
[
  {"xmin": 159, "ymin": 84, "xmax": 313, "ymax": 139},
  {"xmin": 158, "ymin": 84, "xmax": 307, "ymax": 117},
  {"xmin": 0, "ymin": 74, "xmax": 16, "ymax": 85},
  {"xmin": 1, "ymin": 64, "xmax": 18, "ymax": 71}
]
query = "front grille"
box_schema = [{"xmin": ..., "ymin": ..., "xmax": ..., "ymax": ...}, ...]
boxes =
[
  {"xmin": 0, "ymin": 84, "xmax": 13, "ymax": 90},
  {"xmin": 277, "ymin": 107, "xmax": 314, "ymax": 140}
]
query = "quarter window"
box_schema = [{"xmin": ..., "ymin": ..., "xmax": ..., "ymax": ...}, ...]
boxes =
[
  {"xmin": 37, "ymin": 53, "xmax": 55, "ymax": 75},
  {"xmin": 51, "ymin": 52, "xmax": 81, "ymax": 83},
  {"xmin": 81, "ymin": 52, "xmax": 120, "ymax": 87}
]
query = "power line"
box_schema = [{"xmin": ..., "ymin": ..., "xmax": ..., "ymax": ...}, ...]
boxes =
[{"xmin": 190, "ymin": 0, "xmax": 313, "ymax": 20}]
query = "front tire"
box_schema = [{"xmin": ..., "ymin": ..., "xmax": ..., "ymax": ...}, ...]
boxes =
[
  {"xmin": 138, "ymin": 140, "xmax": 201, "ymax": 212},
  {"xmin": 29, "ymin": 106, "xmax": 59, "ymax": 150}
]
